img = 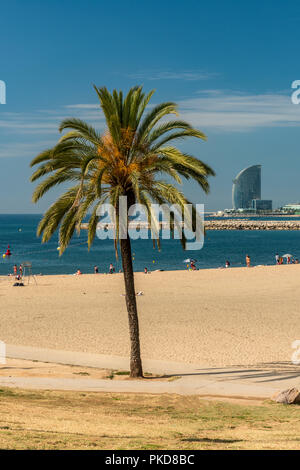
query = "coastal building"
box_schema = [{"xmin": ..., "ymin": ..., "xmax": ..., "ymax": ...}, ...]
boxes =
[
  {"xmin": 232, "ymin": 165, "xmax": 272, "ymax": 212},
  {"xmin": 282, "ymin": 203, "xmax": 300, "ymax": 214},
  {"xmin": 232, "ymin": 165, "xmax": 261, "ymax": 210},
  {"xmin": 252, "ymin": 199, "xmax": 272, "ymax": 211}
]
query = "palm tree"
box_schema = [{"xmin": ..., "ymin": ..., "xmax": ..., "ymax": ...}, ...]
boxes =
[{"xmin": 30, "ymin": 86, "xmax": 215, "ymax": 377}]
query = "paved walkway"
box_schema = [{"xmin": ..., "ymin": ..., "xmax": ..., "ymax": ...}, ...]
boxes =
[{"xmin": 2, "ymin": 344, "xmax": 300, "ymax": 399}]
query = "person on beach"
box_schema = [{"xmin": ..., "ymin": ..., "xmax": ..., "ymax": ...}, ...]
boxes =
[
  {"xmin": 190, "ymin": 260, "xmax": 197, "ymax": 271},
  {"xmin": 74, "ymin": 269, "xmax": 82, "ymax": 275},
  {"xmin": 109, "ymin": 263, "xmax": 115, "ymax": 274},
  {"xmin": 275, "ymin": 253, "xmax": 279, "ymax": 264},
  {"xmin": 19, "ymin": 265, "xmax": 23, "ymax": 277},
  {"xmin": 225, "ymin": 260, "xmax": 230, "ymax": 268},
  {"xmin": 246, "ymin": 254, "xmax": 251, "ymax": 267},
  {"xmin": 94, "ymin": 265, "xmax": 99, "ymax": 274},
  {"xmin": 13, "ymin": 264, "xmax": 17, "ymax": 276},
  {"xmin": 144, "ymin": 267, "xmax": 148, "ymax": 274}
]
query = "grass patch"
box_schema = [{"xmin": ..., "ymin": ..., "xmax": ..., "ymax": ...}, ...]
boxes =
[
  {"xmin": 167, "ymin": 376, "xmax": 182, "ymax": 382},
  {"xmin": 0, "ymin": 388, "xmax": 300, "ymax": 449}
]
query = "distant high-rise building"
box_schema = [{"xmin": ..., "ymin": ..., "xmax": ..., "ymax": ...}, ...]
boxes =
[{"xmin": 232, "ymin": 165, "xmax": 261, "ymax": 210}]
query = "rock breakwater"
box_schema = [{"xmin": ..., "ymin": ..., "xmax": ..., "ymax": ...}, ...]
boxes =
[{"xmin": 205, "ymin": 220, "xmax": 300, "ymax": 230}]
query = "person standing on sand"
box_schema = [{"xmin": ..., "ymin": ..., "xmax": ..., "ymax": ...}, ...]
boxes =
[
  {"xmin": 109, "ymin": 263, "xmax": 115, "ymax": 274},
  {"xmin": 13, "ymin": 264, "xmax": 17, "ymax": 276},
  {"xmin": 94, "ymin": 265, "xmax": 99, "ymax": 274},
  {"xmin": 190, "ymin": 260, "xmax": 197, "ymax": 271},
  {"xmin": 275, "ymin": 253, "xmax": 279, "ymax": 265},
  {"xmin": 246, "ymin": 254, "xmax": 251, "ymax": 267}
]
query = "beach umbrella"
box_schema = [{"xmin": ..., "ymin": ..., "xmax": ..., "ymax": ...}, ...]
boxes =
[{"xmin": 282, "ymin": 254, "xmax": 293, "ymax": 258}]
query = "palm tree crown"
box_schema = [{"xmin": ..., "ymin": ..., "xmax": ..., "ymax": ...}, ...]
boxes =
[{"xmin": 30, "ymin": 85, "xmax": 214, "ymax": 253}]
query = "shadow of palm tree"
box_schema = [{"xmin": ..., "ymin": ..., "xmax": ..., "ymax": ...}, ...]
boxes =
[
  {"xmin": 181, "ymin": 437, "xmax": 243, "ymax": 443},
  {"xmin": 148, "ymin": 361, "xmax": 300, "ymax": 383}
]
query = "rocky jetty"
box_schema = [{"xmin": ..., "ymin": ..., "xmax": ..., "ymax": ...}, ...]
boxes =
[
  {"xmin": 205, "ymin": 220, "xmax": 300, "ymax": 230},
  {"xmin": 81, "ymin": 219, "xmax": 300, "ymax": 231}
]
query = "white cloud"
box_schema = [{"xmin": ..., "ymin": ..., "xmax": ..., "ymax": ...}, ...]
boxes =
[
  {"xmin": 0, "ymin": 140, "xmax": 57, "ymax": 158},
  {"xmin": 0, "ymin": 107, "xmax": 105, "ymax": 134},
  {"xmin": 0, "ymin": 120, "xmax": 58, "ymax": 132},
  {"xmin": 0, "ymin": 106, "xmax": 106, "ymax": 158},
  {"xmin": 177, "ymin": 90, "xmax": 300, "ymax": 131},
  {"xmin": 1, "ymin": 89, "xmax": 300, "ymax": 160},
  {"xmin": 65, "ymin": 90, "xmax": 300, "ymax": 132},
  {"xmin": 126, "ymin": 71, "xmax": 218, "ymax": 81},
  {"xmin": 65, "ymin": 104, "xmax": 99, "ymax": 109}
]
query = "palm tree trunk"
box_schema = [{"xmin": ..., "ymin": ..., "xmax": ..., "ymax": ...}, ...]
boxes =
[{"xmin": 120, "ymin": 235, "xmax": 143, "ymax": 378}]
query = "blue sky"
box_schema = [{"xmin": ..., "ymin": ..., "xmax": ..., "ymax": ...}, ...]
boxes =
[{"xmin": 0, "ymin": 0, "xmax": 300, "ymax": 212}]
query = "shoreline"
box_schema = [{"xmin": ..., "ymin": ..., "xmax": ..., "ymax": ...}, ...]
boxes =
[{"xmin": 1, "ymin": 262, "xmax": 287, "ymax": 278}]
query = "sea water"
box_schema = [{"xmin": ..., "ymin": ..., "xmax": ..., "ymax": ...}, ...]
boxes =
[{"xmin": 0, "ymin": 214, "xmax": 300, "ymax": 275}]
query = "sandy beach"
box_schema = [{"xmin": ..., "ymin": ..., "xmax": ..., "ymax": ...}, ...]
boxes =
[{"xmin": 1, "ymin": 265, "xmax": 300, "ymax": 368}]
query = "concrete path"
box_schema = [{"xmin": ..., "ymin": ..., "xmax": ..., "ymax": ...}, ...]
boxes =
[{"xmin": 2, "ymin": 344, "xmax": 300, "ymax": 399}]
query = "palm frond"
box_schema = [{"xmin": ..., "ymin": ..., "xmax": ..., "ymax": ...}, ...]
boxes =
[
  {"xmin": 152, "ymin": 129, "xmax": 207, "ymax": 150},
  {"xmin": 87, "ymin": 194, "xmax": 109, "ymax": 249},
  {"xmin": 37, "ymin": 186, "xmax": 79, "ymax": 242},
  {"xmin": 137, "ymin": 102, "xmax": 178, "ymax": 144},
  {"xmin": 59, "ymin": 118, "xmax": 102, "ymax": 145},
  {"xmin": 32, "ymin": 169, "xmax": 80, "ymax": 203},
  {"xmin": 59, "ymin": 208, "xmax": 79, "ymax": 254},
  {"xmin": 147, "ymin": 120, "xmax": 198, "ymax": 145},
  {"xmin": 30, "ymin": 148, "xmax": 53, "ymax": 168}
]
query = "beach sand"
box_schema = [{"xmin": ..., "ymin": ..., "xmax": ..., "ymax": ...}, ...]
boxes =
[{"xmin": 1, "ymin": 265, "xmax": 300, "ymax": 367}]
